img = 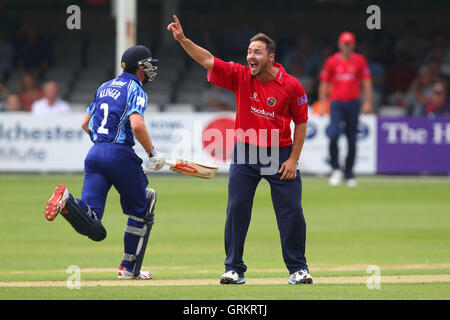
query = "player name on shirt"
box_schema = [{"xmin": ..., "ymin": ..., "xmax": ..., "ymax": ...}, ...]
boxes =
[{"xmin": 99, "ymin": 87, "xmax": 121, "ymax": 100}]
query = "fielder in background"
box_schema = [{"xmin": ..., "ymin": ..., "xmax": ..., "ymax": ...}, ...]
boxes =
[
  {"xmin": 318, "ymin": 31, "xmax": 372, "ymax": 187},
  {"xmin": 168, "ymin": 15, "xmax": 312, "ymax": 285},
  {"xmin": 43, "ymin": 45, "xmax": 166, "ymax": 279}
]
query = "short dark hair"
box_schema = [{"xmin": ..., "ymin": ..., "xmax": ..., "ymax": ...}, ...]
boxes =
[{"xmin": 249, "ymin": 33, "xmax": 276, "ymax": 55}]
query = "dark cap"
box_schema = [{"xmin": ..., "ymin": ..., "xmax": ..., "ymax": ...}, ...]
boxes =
[{"xmin": 121, "ymin": 45, "xmax": 159, "ymax": 69}]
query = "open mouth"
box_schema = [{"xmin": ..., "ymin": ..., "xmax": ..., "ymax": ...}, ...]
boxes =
[{"xmin": 249, "ymin": 61, "xmax": 259, "ymax": 72}]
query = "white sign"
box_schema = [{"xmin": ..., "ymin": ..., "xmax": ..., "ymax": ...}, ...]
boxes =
[
  {"xmin": 0, "ymin": 114, "xmax": 90, "ymax": 171},
  {"xmin": 300, "ymin": 115, "xmax": 377, "ymax": 174}
]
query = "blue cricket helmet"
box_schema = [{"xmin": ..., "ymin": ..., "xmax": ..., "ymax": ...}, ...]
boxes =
[{"xmin": 121, "ymin": 45, "xmax": 159, "ymax": 83}]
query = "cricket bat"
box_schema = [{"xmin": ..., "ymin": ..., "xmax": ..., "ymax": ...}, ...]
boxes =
[{"xmin": 165, "ymin": 157, "xmax": 219, "ymax": 179}]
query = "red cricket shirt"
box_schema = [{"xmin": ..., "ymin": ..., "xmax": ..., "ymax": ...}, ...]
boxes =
[
  {"xmin": 319, "ymin": 52, "xmax": 371, "ymax": 101},
  {"xmin": 207, "ymin": 57, "xmax": 308, "ymax": 147}
]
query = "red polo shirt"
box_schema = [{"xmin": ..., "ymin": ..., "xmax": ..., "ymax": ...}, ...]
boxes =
[
  {"xmin": 319, "ymin": 52, "xmax": 371, "ymax": 101},
  {"xmin": 208, "ymin": 57, "xmax": 308, "ymax": 147}
]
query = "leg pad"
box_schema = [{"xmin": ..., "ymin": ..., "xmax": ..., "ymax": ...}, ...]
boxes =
[
  {"xmin": 62, "ymin": 196, "xmax": 107, "ymax": 242},
  {"xmin": 132, "ymin": 188, "xmax": 156, "ymax": 277}
]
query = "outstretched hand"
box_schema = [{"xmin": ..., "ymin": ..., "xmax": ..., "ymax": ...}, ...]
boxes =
[
  {"xmin": 167, "ymin": 15, "xmax": 185, "ymax": 42},
  {"xmin": 166, "ymin": 14, "xmax": 214, "ymax": 71}
]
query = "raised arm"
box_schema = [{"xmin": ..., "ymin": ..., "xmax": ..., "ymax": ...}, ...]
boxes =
[{"xmin": 167, "ymin": 15, "xmax": 214, "ymax": 71}]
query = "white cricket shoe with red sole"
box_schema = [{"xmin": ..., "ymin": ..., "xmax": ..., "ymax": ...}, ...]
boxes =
[
  {"xmin": 117, "ymin": 266, "xmax": 152, "ymax": 280},
  {"xmin": 44, "ymin": 184, "xmax": 69, "ymax": 221}
]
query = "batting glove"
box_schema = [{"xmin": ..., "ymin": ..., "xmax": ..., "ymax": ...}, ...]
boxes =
[{"xmin": 146, "ymin": 149, "xmax": 166, "ymax": 171}]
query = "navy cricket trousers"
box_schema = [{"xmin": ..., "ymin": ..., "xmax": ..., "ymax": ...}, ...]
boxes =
[
  {"xmin": 328, "ymin": 99, "xmax": 361, "ymax": 179},
  {"xmin": 224, "ymin": 142, "xmax": 308, "ymax": 275},
  {"xmin": 81, "ymin": 142, "xmax": 148, "ymax": 219}
]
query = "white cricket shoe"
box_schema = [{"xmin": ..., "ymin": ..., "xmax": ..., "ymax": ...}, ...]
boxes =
[
  {"xmin": 289, "ymin": 269, "xmax": 313, "ymax": 284},
  {"xmin": 117, "ymin": 266, "xmax": 152, "ymax": 280},
  {"xmin": 329, "ymin": 170, "xmax": 343, "ymax": 186},
  {"xmin": 346, "ymin": 178, "xmax": 358, "ymax": 188},
  {"xmin": 220, "ymin": 270, "xmax": 246, "ymax": 284}
]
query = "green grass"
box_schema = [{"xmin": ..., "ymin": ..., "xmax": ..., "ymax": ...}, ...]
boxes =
[
  {"xmin": 0, "ymin": 174, "xmax": 449, "ymax": 299},
  {"xmin": 1, "ymin": 283, "xmax": 449, "ymax": 300}
]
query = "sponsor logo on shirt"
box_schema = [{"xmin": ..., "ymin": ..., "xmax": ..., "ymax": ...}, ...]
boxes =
[
  {"xmin": 136, "ymin": 96, "xmax": 146, "ymax": 107},
  {"xmin": 298, "ymin": 95, "xmax": 308, "ymax": 105},
  {"xmin": 297, "ymin": 94, "xmax": 308, "ymax": 106},
  {"xmin": 111, "ymin": 79, "xmax": 127, "ymax": 87},
  {"xmin": 250, "ymin": 92, "xmax": 260, "ymax": 101},
  {"xmin": 335, "ymin": 73, "xmax": 355, "ymax": 81},
  {"xmin": 250, "ymin": 106, "xmax": 275, "ymax": 119}
]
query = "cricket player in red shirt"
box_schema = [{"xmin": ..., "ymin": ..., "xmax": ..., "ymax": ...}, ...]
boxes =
[
  {"xmin": 168, "ymin": 15, "xmax": 312, "ymax": 285},
  {"xmin": 319, "ymin": 31, "xmax": 372, "ymax": 187}
]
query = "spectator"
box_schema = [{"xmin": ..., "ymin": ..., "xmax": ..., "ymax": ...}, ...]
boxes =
[
  {"xmin": 201, "ymin": 84, "xmax": 236, "ymax": 111},
  {"xmin": 6, "ymin": 94, "xmax": 21, "ymax": 112},
  {"xmin": 31, "ymin": 81, "xmax": 70, "ymax": 115},
  {"xmin": 18, "ymin": 72, "xmax": 43, "ymax": 112},
  {"xmin": 423, "ymin": 82, "xmax": 450, "ymax": 117},
  {"xmin": 0, "ymin": 31, "xmax": 14, "ymax": 81},
  {"xmin": 405, "ymin": 67, "xmax": 437, "ymax": 115}
]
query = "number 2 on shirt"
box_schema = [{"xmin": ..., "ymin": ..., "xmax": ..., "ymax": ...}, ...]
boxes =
[{"xmin": 98, "ymin": 103, "xmax": 109, "ymax": 134}]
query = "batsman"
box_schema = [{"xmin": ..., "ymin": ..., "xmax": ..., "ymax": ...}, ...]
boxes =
[
  {"xmin": 168, "ymin": 16, "xmax": 312, "ymax": 285},
  {"xmin": 43, "ymin": 45, "xmax": 166, "ymax": 279}
]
